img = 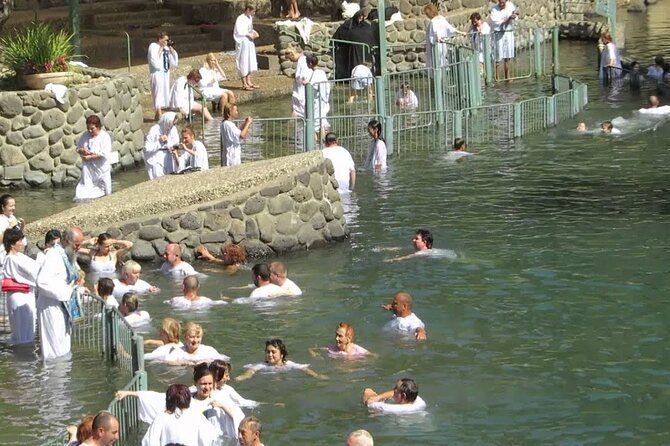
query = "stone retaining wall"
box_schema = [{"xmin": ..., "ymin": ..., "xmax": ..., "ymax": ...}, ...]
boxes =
[
  {"xmin": 276, "ymin": 0, "xmax": 560, "ymax": 76},
  {"xmin": 25, "ymin": 152, "xmax": 348, "ymax": 262},
  {"xmin": 0, "ymin": 67, "xmax": 144, "ymax": 188}
]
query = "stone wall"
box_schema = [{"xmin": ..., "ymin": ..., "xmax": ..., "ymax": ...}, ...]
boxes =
[
  {"xmin": 25, "ymin": 152, "xmax": 348, "ymax": 262},
  {"xmin": 276, "ymin": 0, "xmax": 560, "ymax": 75},
  {"xmin": 0, "ymin": 67, "xmax": 144, "ymax": 188}
]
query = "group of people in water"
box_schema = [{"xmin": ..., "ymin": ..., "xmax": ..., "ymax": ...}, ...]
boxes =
[{"xmin": 0, "ymin": 184, "xmax": 439, "ymax": 444}]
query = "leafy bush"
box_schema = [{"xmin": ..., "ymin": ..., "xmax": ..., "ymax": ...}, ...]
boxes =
[{"xmin": 0, "ymin": 22, "xmax": 74, "ymax": 75}]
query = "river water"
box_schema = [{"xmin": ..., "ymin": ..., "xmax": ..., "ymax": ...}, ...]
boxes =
[{"xmin": 2, "ymin": 6, "xmax": 670, "ymax": 445}]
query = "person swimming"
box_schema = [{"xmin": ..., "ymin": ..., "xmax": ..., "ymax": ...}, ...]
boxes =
[
  {"xmin": 600, "ymin": 120, "xmax": 621, "ymax": 134},
  {"xmin": 576, "ymin": 121, "xmax": 587, "ymax": 132}
]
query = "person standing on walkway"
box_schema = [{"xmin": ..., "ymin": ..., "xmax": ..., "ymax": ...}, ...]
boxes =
[
  {"xmin": 36, "ymin": 226, "xmax": 85, "ymax": 360},
  {"xmin": 220, "ymin": 104, "xmax": 252, "ymax": 167},
  {"xmin": 234, "ymin": 5, "xmax": 259, "ymax": 91},
  {"xmin": 490, "ymin": 0, "xmax": 518, "ymax": 80},
  {"xmin": 148, "ymin": 31, "xmax": 178, "ymax": 120},
  {"xmin": 599, "ymin": 31, "xmax": 622, "ymax": 82},
  {"xmin": 287, "ymin": 47, "xmax": 312, "ymax": 118}
]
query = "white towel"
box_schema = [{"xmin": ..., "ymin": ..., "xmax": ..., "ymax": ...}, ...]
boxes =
[
  {"xmin": 44, "ymin": 83, "xmax": 68, "ymax": 104},
  {"xmin": 341, "ymin": 1, "xmax": 360, "ymax": 19},
  {"xmin": 295, "ymin": 18, "xmax": 314, "ymax": 44}
]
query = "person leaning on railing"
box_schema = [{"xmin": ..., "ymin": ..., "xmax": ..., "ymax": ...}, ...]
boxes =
[{"xmin": 170, "ymin": 69, "xmax": 214, "ymax": 121}]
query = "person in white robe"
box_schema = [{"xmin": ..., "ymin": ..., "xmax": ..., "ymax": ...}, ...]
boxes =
[
  {"xmin": 199, "ymin": 53, "xmax": 236, "ymax": 112},
  {"xmin": 220, "ymin": 104, "xmax": 252, "ymax": 167},
  {"xmin": 74, "ymin": 115, "xmax": 112, "ymax": 201},
  {"xmin": 2, "ymin": 227, "xmax": 39, "ymax": 345},
  {"xmin": 470, "ymin": 12, "xmax": 492, "ymax": 71},
  {"xmin": 139, "ymin": 384, "xmax": 220, "ymax": 446},
  {"xmin": 170, "ymin": 69, "xmax": 214, "ymax": 121},
  {"xmin": 234, "ymin": 6, "xmax": 259, "ymax": 90},
  {"xmin": 36, "ymin": 227, "xmax": 85, "ymax": 360},
  {"xmin": 306, "ymin": 54, "xmax": 331, "ymax": 140},
  {"xmin": 286, "ymin": 47, "xmax": 312, "ymax": 117},
  {"xmin": 424, "ymin": 4, "xmax": 466, "ymax": 70},
  {"xmin": 0, "ymin": 194, "xmax": 26, "ymax": 268},
  {"xmin": 148, "ymin": 32, "xmax": 178, "ymax": 120},
  {"xmin": 598, "ymin": 31, "xmax": 622, "ymax": 81},
  {"xmin": 144, "ymin": 112, "xmax": 179, "ymax": 179},
  {"xmin": 490, "ymin": 0, "xmax": 518, "ymax": 79},
  {"xmin": 112, "ymin": 260, "xmax": 158, "ymax": 299},
  {"xmin": 178, "ymin": 126, "xmax": 209, "ymax": 171}
]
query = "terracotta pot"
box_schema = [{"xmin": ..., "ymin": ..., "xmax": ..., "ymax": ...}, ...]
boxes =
[{"xmin": 19, "ymin": 71, "xmax": 74, "ymax": 90}]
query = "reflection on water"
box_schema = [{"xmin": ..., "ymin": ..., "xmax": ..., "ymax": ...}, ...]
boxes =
[{"xmin": 3, "ymin": 7, "xmax": 670, "ymax": 443}]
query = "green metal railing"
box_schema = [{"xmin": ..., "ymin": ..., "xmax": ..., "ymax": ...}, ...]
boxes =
[
  {"xmin": 108, "ymin": 370, "xmax": 148, "ymax": 444},
  {"xmin": 40, "ymin": 294, "xmax": 146, "ymax": 446},
  {"xmin": 231, "ymin": 117, "xmax": 307, "ymax": 163},
  {"xmin": 391, "ymin": 110, "xmax": 455, "ymax": 155}
]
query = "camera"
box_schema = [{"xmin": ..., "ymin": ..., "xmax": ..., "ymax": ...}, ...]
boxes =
[{"xmin": 167, "ymin": 39, "xmax": 175, "ymax": 47}]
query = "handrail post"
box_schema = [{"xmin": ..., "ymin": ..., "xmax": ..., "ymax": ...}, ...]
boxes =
[
  {"xmin": 131, "ymin": 334, "xmax": 144, "ymax": 374},
  {"xmin": 376, "ymin": 0, "xmax": 388, "ymax": 75},
  {"xmin": 124, "ymin": 32, "xmax": 131, "ymax": 73},
  {"xmin": 384, "ymin": 115, "xmax": 394, "ymax": 156},
  {"xmin": 470, "ymin": 53, "xmax": 481, "ymax": 107},
  {"xmin": 547, "ymin": 95, "xmax": 556, "ymax": 126},
  {"xmin": 513, "ymin": 102, "xmax": 522, "ymax": 137},
  {"xmin": 533, "ymin": 28, "xmax": 543, "ymax": 78},
  {"xmin": 374, "ymin": 76, "xmax": 387, "ymax": 121},
  {"xmin": 483, "ymin": 33, "xmax": 494, "ymax": 85},
  {"xmin": 552, "ymin": 26, "xmax": 560, "ymax": 75},
  {"xmin": 433, "ymin": 67, "xmax": 445, "ymax": 122},
  {"xmin": 304, "ymin": 85, "xmax": 315, "ymax": 151},
  {"xmin": 453, "ymin": 109, "xmax": 463, "ymax": 139}
]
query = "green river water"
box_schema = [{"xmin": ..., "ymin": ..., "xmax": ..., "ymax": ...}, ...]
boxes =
[{"xmin": 1, "ymin": 6, "xmax": 670, "ymax": 445}]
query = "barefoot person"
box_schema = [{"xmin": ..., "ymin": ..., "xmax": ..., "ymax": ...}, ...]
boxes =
[
  {"xmin": 234, "ymin": 5, "xmax": 259, "ymax": 90},
  {"xmin": 220, "ymin": 104, "xmax": 253, "ymax": 167},
  {"xmin": 148, "ymin": 31, "xmax": 178, "ymax": 120}
]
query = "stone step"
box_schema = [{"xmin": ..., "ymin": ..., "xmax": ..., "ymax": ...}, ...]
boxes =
[
  {"xmin": 90, "ymin": 9, "xmax": 178, "ymax": 27},
  {"xmin": 81, "ymin": 0, "xmax": 161, "ymax": 15}
]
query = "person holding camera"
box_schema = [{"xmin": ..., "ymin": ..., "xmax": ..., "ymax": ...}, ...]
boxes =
[
  {"xmin": 148, "ymin": 31, "xmax": 179, "ymax": 120},
  {"xmin": 220, "ymin": 104, "xmax": 252, "ymax": 166},
  {"xmin": 144, "ymin": 112, "xmax": 180, "ymax": 179}
]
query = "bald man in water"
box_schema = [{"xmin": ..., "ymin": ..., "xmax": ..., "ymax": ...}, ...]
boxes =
[
  {"xmin": 347, "ymin": 429, "xmax": 374, "ymax": 446},
  {"xmin": 382, "ymin": 292, "xmax": 427, "ymax": 340}
]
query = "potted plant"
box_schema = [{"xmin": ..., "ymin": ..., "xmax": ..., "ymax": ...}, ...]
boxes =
[{"xmin": 0, "ymin": 22, "xmax": 75, "ymax": 89}]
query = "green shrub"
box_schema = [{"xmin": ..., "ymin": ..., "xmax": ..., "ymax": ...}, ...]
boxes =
[{"xmin": 0, "ymin": 22, "xmax": 74, "ymax": 75}]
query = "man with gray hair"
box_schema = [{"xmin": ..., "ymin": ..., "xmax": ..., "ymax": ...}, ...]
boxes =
[
  {"xmin": 36, "ymin": 226, "xmax": 85, "ymax": 360},
  {"xmin": 347, "ymin": 429, "xmax": 374, "ymax": 446}
]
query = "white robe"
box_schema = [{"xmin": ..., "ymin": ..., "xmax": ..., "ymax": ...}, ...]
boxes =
[
  {"xmin": 292, "ymin": 55, "xmax": 312, "ymax": 117},
  {"xmin": 490, "ymin": 1, "xmax": 517, "ymax": 61},
  {"xmin": 199, "ymin": 66, "xmax": 229, "ymax": 101},
  {"xmin": 188, "ymin": 140, "xmax": 209, "ymax": 170},
  {"xmin": 144, "ymin": 121, "xmax": 180, "ymax": 179},
  {"xmin": 36, "ymin": 247, "xmax": 75, "ymax": 360},
  {"xmin": 141, "ymin": 408, "xmax": 219, "ymax": 446},
  {"xmin": 112, "ymin": 278, "xmax": 155, "ymax": 299},
  {"xmin": 170, "ymin": 76, "xmax": 195, "ymax": 114},
  {"xmin": 234, "ymin": 14, "xmax": 258, "ymax": 76},
  {"xmin": 74, "ymin": 130, "xmax": 112, "ymax": 201},
  {"xmin": 426, "ymin": 16, "xmax": 458, "ymax": 69},
  {"xmin": 3, "ymin": 252, "xmax": 39, "ymax": 344},
  {"xmin": 309, "ymin": 69, "xmax": 330, "ymax": 132},
  {"xmin": 148, "ymin": 42, "xmax": 178, "ymax": 109},
  {"xmin": 220, "ymin": 120, "xmax": 242, "ymax": 167}
]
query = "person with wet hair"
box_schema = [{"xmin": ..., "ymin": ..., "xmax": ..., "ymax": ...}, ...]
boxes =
[
  {"xmin": 363, "ymin": 377, "xmax": 427, "ymax": 414},
  {"xmin": 269, "ymin": 261, "xmax": 302, "ymax": 296},
  {"xmin": 119, "ymin": 293, "xmax": 151, "ymax": 328},
  {"xmin": 80, "ymin": 232, "xmax": 133, "ymax": 279},
  {"xmin": 248, "ymin": 263, "xmax": 287, "ymax": 298},
  {"xmin": 236, "ymin": 338, "xmax": 326, "ymax": 381},
  {"xmin": 166, "ymin": 275, "xmax": 227, "ymax": 309},
  {"xmin": 322, "ymin": 132, "xmax": 356, "ymax": 193},
  {"xmin": 112, "ymin": 260, "xmax": 159, "ymax": 299},
  {"xmin": 238, "ymin": 416, "xmax": 263, "ymax": 446},
  {"xmin": 140, "ymin": 383, "xmax": 218, "ymax": 446},
  {"xmin": 84, "ymin": 411, "xmax": 119, "ymax": 446},
  {"xmin": 364, "ymin": 119, "xmax": 387, "ymax": 172},
  {"xmin": 2, "ymin": 226, "xmax": 39, "ymax": 345},
  {"xmin": 381, "ymin": 292, "xmax": 427, "ymax": 340}
]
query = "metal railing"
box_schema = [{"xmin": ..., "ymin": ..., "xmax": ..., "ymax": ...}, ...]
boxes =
[
  {"xmin": 108, "ymin": 370, "xmax": 148, "ymax": 444},
  {"xmin": 391, "ymin": 110, "xmax": 455, "ymax": 155},
  {"xmin": 40, "ymin": 294, "xmax": 147, "ymax": 446},
  {"xmin": 231, "ymin": 117, "xmax": 307, "ymax": 163}
]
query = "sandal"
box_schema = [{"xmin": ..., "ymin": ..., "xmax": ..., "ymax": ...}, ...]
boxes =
[
  {"xmin": 242, "ymin": 85, "xmax": 254, "ymax": 91},
  {"xmin": 251, "ymin": 84, "xmax": 260, "ymax": 89}
]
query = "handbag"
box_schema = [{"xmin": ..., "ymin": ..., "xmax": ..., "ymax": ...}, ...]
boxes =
[{"xmin": 1, "ymin": 277, "xmax": 30, "ymax": 293}]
